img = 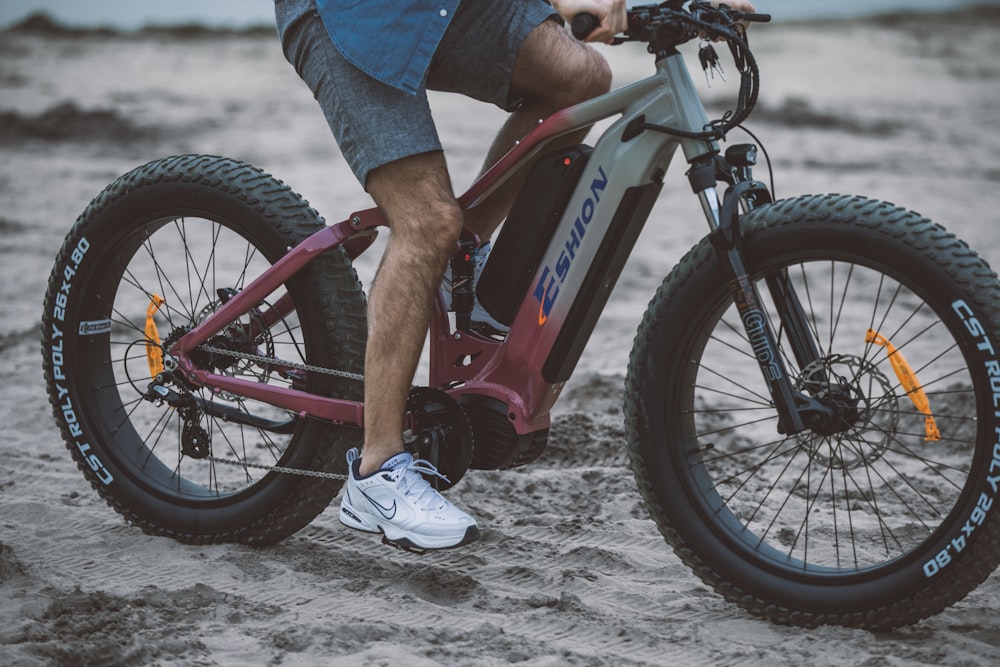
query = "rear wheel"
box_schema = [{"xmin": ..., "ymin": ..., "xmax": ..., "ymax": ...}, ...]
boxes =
[
  {"xmin": 627, "ymin": 194, "xmax": 1000, "ymax": 628},
  {"xmin": 41, "ymin": 155, "xmax": 367, "ymax": 545}
]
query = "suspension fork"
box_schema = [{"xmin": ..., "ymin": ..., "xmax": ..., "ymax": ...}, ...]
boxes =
[
  {"xmin": 689, "ymin": 156, "xmax": 830, "ymax": 435},
  {"xmin": 764, "ymin": 270, "xmax": 824, "ymax": 372}
]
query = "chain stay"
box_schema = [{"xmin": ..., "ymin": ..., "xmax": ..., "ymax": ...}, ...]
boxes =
[{"xmin": 184, "ymin": 343, "xmax": 359, "ymax": 479}]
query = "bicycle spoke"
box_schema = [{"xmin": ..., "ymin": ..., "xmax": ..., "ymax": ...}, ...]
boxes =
[
  {"xmin": 80, "ymin": 215, "xmax": 321, "ymax": 498},
  {"xmin": 684, "ymin": 255, "xmax": 980, "ymax": 573}
]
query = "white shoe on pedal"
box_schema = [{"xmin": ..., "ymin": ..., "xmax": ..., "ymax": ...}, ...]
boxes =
[{"xmin": 339, "ymin": 448, "xmax": 479, "ymax": 551}]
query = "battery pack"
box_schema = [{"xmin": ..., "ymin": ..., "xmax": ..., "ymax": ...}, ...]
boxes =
[{"xmin": 475, "ymin": 145, "xmax": 593, "ymax": 325}]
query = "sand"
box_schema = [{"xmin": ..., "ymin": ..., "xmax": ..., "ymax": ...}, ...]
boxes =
[{"xmin": 2, "ymin": 8, "xmax": 1000, "ymax": 666}]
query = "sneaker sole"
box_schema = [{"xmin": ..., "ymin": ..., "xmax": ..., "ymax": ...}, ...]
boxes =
[
  {"xmin": 382, "ymin": 525, "xmax": 480, "ymax": 553},
  {"xmin": 340, "ymin": 504, "xmax": 480, "ymax": 551}
]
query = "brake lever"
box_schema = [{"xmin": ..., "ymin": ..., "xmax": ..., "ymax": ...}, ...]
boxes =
[{"xmin": 690, "ymin": 3, "xmax": 772, "ymax": 28}]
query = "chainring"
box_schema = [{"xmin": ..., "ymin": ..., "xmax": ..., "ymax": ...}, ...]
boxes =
[{"xmin": 405, "ymin": 387, "xmax": 474, "ymax": 491}]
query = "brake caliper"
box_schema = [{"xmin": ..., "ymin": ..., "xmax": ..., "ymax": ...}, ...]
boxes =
[{"xmin": 145, "ymin": 294, "xmax": 166, "ymax": 377}]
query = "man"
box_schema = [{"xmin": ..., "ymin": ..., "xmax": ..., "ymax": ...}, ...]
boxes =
[{"xmin": 274, "ymin": 0, "xmax": 752, "ymax": 551}]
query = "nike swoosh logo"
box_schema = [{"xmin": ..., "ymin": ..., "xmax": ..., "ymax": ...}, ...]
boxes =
[{"xmin": 361, "ymin": 490, "xmax": 397, "ymax": 520}]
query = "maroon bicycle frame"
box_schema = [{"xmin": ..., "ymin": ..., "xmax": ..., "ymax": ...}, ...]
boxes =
[
  {"xmin": 169, "ymin": 106, "xmax": 595, "ymax": 436},
  {"xmin": 170, "ymin": 58, "xmax": 704, "ymax": 437}
]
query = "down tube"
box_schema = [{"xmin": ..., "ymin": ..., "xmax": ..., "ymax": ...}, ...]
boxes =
[{"xmin": 462, "ymin": 130, "xmax": 682, "ymax": 429}]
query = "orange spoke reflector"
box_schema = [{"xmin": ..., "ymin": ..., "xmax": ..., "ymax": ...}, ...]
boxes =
[
  {"xmin": 145, "ymin": 294, "xmax": 166, "ymax": 378},
  {"xmin": 866, "ymin": 329, "xmax": 941, "ymax": 441}
]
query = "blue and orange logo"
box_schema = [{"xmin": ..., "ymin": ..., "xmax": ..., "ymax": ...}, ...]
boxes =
[{"xmin": 532, "ymin": 166, "xmax": 608, "ymax": 325}]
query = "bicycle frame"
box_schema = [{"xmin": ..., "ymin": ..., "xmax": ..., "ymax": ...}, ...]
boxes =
[{"xmin": 170, "ymin": 48, "xmax": 810, "ymax": 437}]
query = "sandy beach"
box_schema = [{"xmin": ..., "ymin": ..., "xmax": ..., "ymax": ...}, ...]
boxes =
[{"xmin": 2, "ymin": 7, "xmax": 1000, "ymax": 665}]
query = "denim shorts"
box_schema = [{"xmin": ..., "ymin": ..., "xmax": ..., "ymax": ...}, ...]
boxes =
[{"xmin": 274, "ymin": 0, "xmax": 557, "ymax": 186}]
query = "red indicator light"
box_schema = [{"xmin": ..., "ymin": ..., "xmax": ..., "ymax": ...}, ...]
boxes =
[{"xmin": 563, "ymin": 157, "xmax": 572, "ymax": 166}]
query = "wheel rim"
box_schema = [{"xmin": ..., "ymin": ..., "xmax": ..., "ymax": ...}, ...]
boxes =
[
  {"xmin": 679, "ymin": 257, "xmax": 980, "ymax": 575},
  {"xmin": 78, "ymin": 215, "xmax": 315, "ymax": 504}
]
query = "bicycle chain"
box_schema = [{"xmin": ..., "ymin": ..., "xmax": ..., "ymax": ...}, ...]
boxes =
[
  {"xmin": 193, "ymin": 344, "xmax": 360, "ymax": 479},
  {"xmin": 199, "ymin": 344, "xmax": 364, "ymax": 381},
  {"xmin": 207, "ymin": 455, "xmax": 347, "ymax": 480}
]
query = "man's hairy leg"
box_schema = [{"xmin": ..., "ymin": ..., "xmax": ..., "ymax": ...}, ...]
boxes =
[
  {"xmin": 360, "ymin": 152, "xmax": 464, "ymax": 476},
  {"xmin": 463, "ymin": 19, "xmax": 612, "ymax": 239}
]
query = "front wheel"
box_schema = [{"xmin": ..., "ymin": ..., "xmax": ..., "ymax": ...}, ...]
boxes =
[{"xmin": 627, "ymin": 194, "xmax": 1000, "ymax": 629}]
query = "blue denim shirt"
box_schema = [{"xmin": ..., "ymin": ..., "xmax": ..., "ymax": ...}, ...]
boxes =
[{"xmin": 314, "ymin": 0, "xmax": 461, "ymax": 94}]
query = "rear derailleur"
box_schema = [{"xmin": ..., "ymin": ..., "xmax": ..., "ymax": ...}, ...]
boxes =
[{"xmin": 145, "ymin": 374, "xmax": 210, "ymax": 459}]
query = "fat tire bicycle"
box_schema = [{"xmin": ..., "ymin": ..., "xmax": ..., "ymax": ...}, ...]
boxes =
[{"xmin": 41, "ymin": 2, "xmax": 1000, "ymax": 629}]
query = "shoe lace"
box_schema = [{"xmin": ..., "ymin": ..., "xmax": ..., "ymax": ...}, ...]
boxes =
[{"xmin": 389, "ymin": 459, "xmax": 452, "ymax": 511}]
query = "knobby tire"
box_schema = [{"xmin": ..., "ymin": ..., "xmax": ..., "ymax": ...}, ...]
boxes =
[
  {"xmin": 41, "ymin": 155, "xmax": 367, "ymax": 545},
  {"xmin": 627, "ymin": 194, "xmax": 1000, "ymax": 629}
]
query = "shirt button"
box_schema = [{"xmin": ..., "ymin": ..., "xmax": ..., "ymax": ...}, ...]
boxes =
[{"xmin": 440, "ymin": 9, "xmax": 448, "ymax": 17}]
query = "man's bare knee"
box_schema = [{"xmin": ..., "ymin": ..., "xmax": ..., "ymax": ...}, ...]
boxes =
[
  {"xmin": 366, "ymin": 152, "xmax": 464, "ymax": 258},
  {"xmin": 574, "ymin": 48, "xmax": 612, "ymax": 102},
  {"xmin": 512, "ymin": 20, "xmax": 613, "ymax": 112}
]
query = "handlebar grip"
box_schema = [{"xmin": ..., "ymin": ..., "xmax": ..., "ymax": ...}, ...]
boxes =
[
  {"xmin": 739, "ymin": 12, "xmax": 771, "ymax": 23},
  {"xmin": 571, "ymin": 13, "xmax": 600, "ymax": 40}
]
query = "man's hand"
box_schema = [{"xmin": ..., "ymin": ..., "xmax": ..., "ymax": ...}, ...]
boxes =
[
  {"xmin": 551, "ymin": 0, "xmax": 628, "ymax": 44},
  {"xmin": 711, "ymin": 1, "xmax": 757, "ymax": 12},
  {"xmin": 706, "ymin": 2, "xmax": 758, "ymax": 36}
]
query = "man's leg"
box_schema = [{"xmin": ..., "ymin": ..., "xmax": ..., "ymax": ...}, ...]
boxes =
[
  {"xmin": 358, "ymin": 151, "xmax": 464, "ymax": 476},
  {"xmin": 464, "ymin": 20, "xmax": 613, "ymax": 240},
  {"xmin": 339, "ymin": 151, "xmax": 478, "ymax": 551},
  {"xmin": 276, "ymin": 0, "xmax": 477, "ymax": 548}
]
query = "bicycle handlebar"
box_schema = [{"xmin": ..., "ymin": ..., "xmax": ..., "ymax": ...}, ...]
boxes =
[
  {"xmin": 571, "ymin": 3, "xmax": 771, "ymax": 42},
  {"xmin": 727, "ymin": 10, "xmax": 772, "ymax": 24},
  {"xmin": 571, "ymin": 2, "xmax": 770, "ymax": 142},
  {"xmin": 570, "ymin": 13, "xmax": 601, "ymax": 41}
]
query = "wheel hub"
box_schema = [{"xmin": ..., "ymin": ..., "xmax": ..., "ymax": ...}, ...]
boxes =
[
  {"xmin": 808, "ymin": 383, "xmax": 864, "ymax": 436},
  {"xmin": 795, "ymin": 354, "xmax": 898, "ymax": 469}
]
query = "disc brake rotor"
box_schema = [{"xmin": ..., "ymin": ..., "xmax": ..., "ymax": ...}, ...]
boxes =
[{"xmin": 795, "ymin": 354, "xmax": 898, "ymax": 469}]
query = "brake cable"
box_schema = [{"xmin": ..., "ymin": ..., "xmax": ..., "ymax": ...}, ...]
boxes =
[{"xmin": 637, "ymin": 5, "xmax": 762, "ymax": 142}]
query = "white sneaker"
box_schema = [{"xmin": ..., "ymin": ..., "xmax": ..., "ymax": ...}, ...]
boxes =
[
  {"xmin": 440, "ymin": 241, "xmax": 508, "ymax": 336},
  {"xmin": 339, "ymin": 448, "xmax": 479, "ymax": 551}
]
